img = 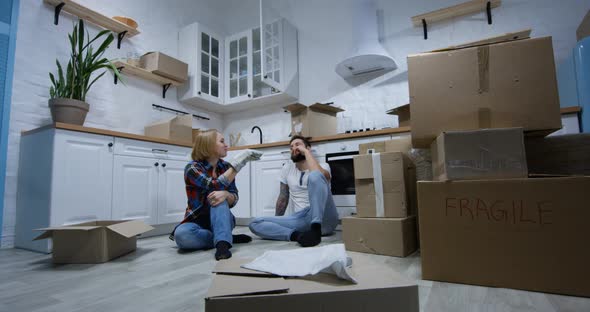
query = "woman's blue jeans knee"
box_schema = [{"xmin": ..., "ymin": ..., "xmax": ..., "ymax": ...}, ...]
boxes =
[{"xmin": 175, "ymin": 201, "xmax": 235, "ymax": 250}]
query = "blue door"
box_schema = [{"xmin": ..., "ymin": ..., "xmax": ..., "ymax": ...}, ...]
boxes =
[{"xmin": 0, "ymin": 0, "xmax": 19, "ymax": 241}]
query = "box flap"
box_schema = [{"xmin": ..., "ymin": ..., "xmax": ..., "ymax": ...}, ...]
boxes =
[
  {"xmin": 430, "ymin": 29, "xmax": 532, "ymax": 52},
  {"xmin": 309, "ymin": 103, "xmax": 345, "ymax": 114},
  {"xmin": 106, "ymin": 220, "xmax": 154, "ymax": 238},
  {"xmin": 146, "ymin": 116, "xmax": 175, "ymax": 127},
  {"xmin": 386, "ymin": 104, "xmax": 409, "ymax": 115},
  {"xmin": 207, "ymin": 274, "xmax": 289, "ymax": 298},
  {"xmin": 32, "ymin": 225, "xmax": 102, "ymax": 241},
  {"xmin": 284, "ymin": 103, "xmax": 308, "ymax": 113}
]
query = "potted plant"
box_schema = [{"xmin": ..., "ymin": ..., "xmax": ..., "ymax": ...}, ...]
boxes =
[{"xmin": 49, "ymin": 19, "xmax": 121, "ymax": 125}]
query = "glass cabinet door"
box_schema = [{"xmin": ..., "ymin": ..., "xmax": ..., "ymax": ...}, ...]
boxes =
[
  {"xmin": 227, "ymin": 31, "xmax": 251, "ymax": 102},
  {"xmin": 200, "ymin": 32, "xmax": 220, "ymax": 99},
  {"xmin": 261, "ymin": 19, "xmax": 282, "ymax": 90},
  {"xmin": 252, "ymin": 27, "xmax": 274, "ymax": 98}
]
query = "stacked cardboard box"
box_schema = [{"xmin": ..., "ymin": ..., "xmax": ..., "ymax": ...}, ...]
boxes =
[
  {"xmin": 342, "ymin": 136, "xmax": 418, "ymax": 257},
  {"xmin": 410, "ymin": 34, "xmax": 590, "ymax": 297}
]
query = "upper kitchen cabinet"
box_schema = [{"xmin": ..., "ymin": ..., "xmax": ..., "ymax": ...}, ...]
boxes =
[{"xmin": 178, "ymin": 22, "xmax": 224, "ymax": 110}]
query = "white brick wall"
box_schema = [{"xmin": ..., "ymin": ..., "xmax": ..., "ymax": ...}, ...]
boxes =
[{"xmin": 0, "ymin": 0, "xmax": 228, "ymax": 248}]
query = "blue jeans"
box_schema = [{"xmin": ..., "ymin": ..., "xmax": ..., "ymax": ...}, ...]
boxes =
[
  {"xmin": 174, "ymin": 201, "xmax": 235, "ymax": 250},
  {"xmin": 249, "ymin": 171, "xmax": 339, "ymax": 241}
]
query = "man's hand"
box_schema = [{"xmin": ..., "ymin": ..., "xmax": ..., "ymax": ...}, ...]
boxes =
[
  {"xmin": 208, "ymin": 191, "xmax": 230, "ymax": 207},
  {"xmin": 294, "ymin": 145, "xmax": 310, "ymax": 156}
]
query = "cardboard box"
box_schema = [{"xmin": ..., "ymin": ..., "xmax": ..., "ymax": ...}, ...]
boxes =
[
  {"xmin": 34, "ymin": 220, "xmax": 153, "ymax": 264},
  {"xmin": 205, "ymin": 253, "xmax": 419, "ymax": 312},
  {"xmin": 145, "ymin": 114, "xmax": 193, "ymax": 143},
  {"xmin": 525, "ymin": 133, "xmax": 590, "ymax": 176},
  {"xmin": 358, "ymin": 136, "xmax": 412, "ymax": 155},
  {"xmin": 284, "ymin": 103, "xmax": 345, "ymax": 137},
  {"xmin": 192, "ymin": 128, "xmax": 201, "ymax": 145},
  {"xmin": 418, "ymin": 177, "xmax": 590, "ymax": 297},
  {"xmin": 408, "ymin": 36, "xmax": 561, "ymax": 148},
  {"xmin": 431, "ymin": 127, "xmax": 528, "ymax": 181},
  {"xmin": 140, "ymin": 52, "xmax": 188, "ymax": 82},
  {"xmin": 577, "ymin": 10, "xmax": 590, "ymax": 41},
  {"xmin": 353, "ymin": 152, "xmax": 416, "ymax": 218},
  {"xmin": 342, "ymin": 216, "xmax": 417, "ymax": 257},
  {"xmin": 386, "ymin": 104, "xmax": 410, "ymax": 127}
]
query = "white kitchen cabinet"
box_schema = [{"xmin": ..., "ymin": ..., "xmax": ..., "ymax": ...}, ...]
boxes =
[
  {"xmin": 15, "ymin": 129, "xmax": 114, "ymax": 253},
  {"xmin": 224, "ymin": 151, "xmax": 251, "ymax": 218},
  {"xmin": 178, "ymin": 22, "xmax": 224, "ymax": 109},
  {"xmin": 156, "ymin": 159, "xmax": 189, "ymax": 224},
  {"xmin": 260, "ymin": 18, "xmax": 298, "ymax": 99},
  {"xmin": 225, "ymin": 30, "xmax": 253, "ymax": 104},
  {"xmin": 252, "ymin": 159, "xmax": 287, "ymax": 217}
]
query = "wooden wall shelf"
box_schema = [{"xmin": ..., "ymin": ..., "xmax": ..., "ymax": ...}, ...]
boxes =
[
  {"xmin": 44, "ymin": 0, "xmax": 140, "ymax": 48},
  {"xmin": 113, "ymin": 61, "xmax": 183, "ymax": 98}
]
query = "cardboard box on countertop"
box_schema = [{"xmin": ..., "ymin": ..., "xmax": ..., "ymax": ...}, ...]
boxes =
[
  {"xmin": 34, "ymin": 220, "xmax": 153, "ymax": 264},
  {"xmin": 342, "ymin": 216, "xmax": 417, "ymax": 257},
  {"xmin": 358, "ymin": 135, "xmax": 412, "ymax": 155},
  {"xmin": 431, "ymin": 127, "xmax": 528, "ymax": 181},
  {"xmin": 284, "ymin": 103, "xmax": 345, "ymax": 138},
  {"xmin": 144, "ymin": 114, "xmax": 193, "ymax": 143},
  {"xmin": 205, "ymin": 253, "xmax": 419, "ymax": 312},
  {"xmin": 418, "ymin": 176, "xmax": 590, "ymax": 297},
  {"xmin": 353, "ymin": 152, "xmax": 416, "ymax": 218},
  {"xmin": 140, "ymin": 51, "xmax": 188, "ymax": 82},
  {"xmin": 408, "ymin": 36, "xmax": 561, "ymax": 148}
]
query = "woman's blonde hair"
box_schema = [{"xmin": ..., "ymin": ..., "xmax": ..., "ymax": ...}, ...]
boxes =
[{"xmin": 191, "ymin": 129, "xmax": 219, "ymax": 161}]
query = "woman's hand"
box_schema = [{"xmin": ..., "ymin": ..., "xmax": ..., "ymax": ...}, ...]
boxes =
[{"xmin": 208, "ymin": 190, "xmax": 230, "ymax": 207}]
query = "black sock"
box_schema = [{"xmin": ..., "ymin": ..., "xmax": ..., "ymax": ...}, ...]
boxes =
[
  {"xmin": 232, "ymin": 234, "xmax": 252, "ymax": 244},
  {"xmin": 215, "ymin": 241, "xmax": 232, "ymax": 260},
  {"xmin": 290, "ymin": 231, "xmax": 301, "ymax": 242},
  {"xmin": 296, "ymin": 223, "xmax": 321, "ymax": 247}
]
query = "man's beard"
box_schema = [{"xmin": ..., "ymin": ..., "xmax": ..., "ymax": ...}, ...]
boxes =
[{"xmin": 291, "ymin": 153, "xmax": 306, "ymax": 163}]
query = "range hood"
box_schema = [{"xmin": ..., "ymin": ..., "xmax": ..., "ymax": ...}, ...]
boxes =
[{"xmin": 335, "ymin": 0, "xmax": 397, "ymax": 79}]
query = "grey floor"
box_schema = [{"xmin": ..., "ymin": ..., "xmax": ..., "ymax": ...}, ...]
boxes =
[{"xmin": 1, "ymin": 227, "xmax": 589, "ymax": 312}]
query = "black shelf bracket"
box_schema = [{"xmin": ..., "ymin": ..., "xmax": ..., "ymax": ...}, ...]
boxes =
[
  {"xmin": 422, "ymin": 19, "xmax": 428, "ymax": 40},
  {"xmin": 162, "ymin": 83, "xmax": 171, "ymax": 98},
  {"xmin": 117, "ymin": 31, "xmax": 128, "ymax": 49},
  {"xmin": 54, "ymin": 2, "xmax": 65, "ymax": 25},
  {"xmin": 152, "ymin": 104, "xmax": 210, "ymax": 120},
  {"xmin": 114, "ymin": 66, "xmax": 124, "ymax": 84},
  {"xmin": 486, "ymin": 1, "xmax": 492, "ymax": 25}
]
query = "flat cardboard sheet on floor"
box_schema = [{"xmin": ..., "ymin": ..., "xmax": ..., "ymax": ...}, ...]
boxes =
[
  {"xmin": 205, "ymin": 253, "xmax": 419, "ymax": 312},
  {"xmin": 431, "ymin": 127, "xmax": 528, "ymax": 181},
  {"xmin": 342, "ymin": 216, "xmax": 417, "ymax": 257},
  {"xmin": 408, "ymin": 36, "xmax": 561, "ymax": 147},
  {"xmin": 418, "ymin": 177, "xmax": 590, "ymax": 297}
]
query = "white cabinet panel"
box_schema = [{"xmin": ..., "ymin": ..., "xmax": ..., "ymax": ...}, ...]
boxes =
[
  {"xmin": 114, "ymin": 137, "xmax": 191, "ymax": 161},
  {"xmin": 51, "ymin": 130, "xmax": 113, "ymax": 226},
  {"xmin": 224, "ymin": 151, "xmax": 251, "ymax": 218},
  {"xmin": 112, "ymin": 155, "xmax": 159, "ymax": 225},
  {"xmin": 252, "ymin": 160, "xmax": 286, "ymax": 217},
  {"xmin": 157, "ymin": 159, "xmax": 188, "ymax": 224}
]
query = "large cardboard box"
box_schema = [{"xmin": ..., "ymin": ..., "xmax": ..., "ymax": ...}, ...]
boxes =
[
  {"xmin": 342, "ymin": 216, "xmax": 417, "ymax": 257},
  {"xmin": 145, "ymin": 114, "xmax": 193, "ymax": 143},
  {"xmin": 525, "ymin": 133, "xmax": 590, "ymax": 176},
  {"xmin": 284, "ymin": 103, "xmax": 345, "ymax": 137},
  {"xmin": 577, "ymin": 10, "xmax": 590, "ymax": 41},
  {"xmin": 386, "ymin": 104, "xmax": 410, "ymax": 127},
  {"xmin": 418, "ymin": 177, "xmax": 590, "ymax": 297},
  {"xmin": 205, "ymin": 253, "xmax": 419, "ymax": 312},
  {"xmin": 353, "ymin": 152, "xmax": 416, "ymax": 218},
  {"xmin": 431, "ymin": 127, "xmax": 528, "ymax": 181},
  {"xmin": 358, "ymin": 136, "xmax": 412, "ymax": 155},
  {"xmin": 34, "ymin": 220, "xmax": 153, "ymax": 264},
  {"xmin": 140, "ymin": 51, "xmax": 188, "ymax": 82},
  {"xmin": 408, "ymin": 36, "xmax": 561, "ymax": 148}
]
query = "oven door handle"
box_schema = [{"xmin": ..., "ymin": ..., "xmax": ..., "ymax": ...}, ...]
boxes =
[{"xmin": 326, "ymin": 155, "xmax": 356, "ymax": 161}]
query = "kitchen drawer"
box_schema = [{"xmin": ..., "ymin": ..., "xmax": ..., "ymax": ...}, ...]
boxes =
[{"xmin": 114, "ymin": 137, "xmax": 191, "ymax": 161}]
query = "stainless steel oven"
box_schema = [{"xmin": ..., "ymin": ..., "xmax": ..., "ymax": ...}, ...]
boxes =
[{"xmin": 325, "ymin": 151, "xmax": 358, "ymax": 210}]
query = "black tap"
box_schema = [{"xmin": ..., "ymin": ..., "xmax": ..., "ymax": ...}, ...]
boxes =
[{"xmin": 251, "ymin": 126, "xmax": 262, "ymax": 144}]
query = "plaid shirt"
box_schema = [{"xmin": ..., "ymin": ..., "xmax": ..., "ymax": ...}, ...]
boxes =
[{"xmin": 177, "ymin": 159, "xmax": 238, "ymax": 231}]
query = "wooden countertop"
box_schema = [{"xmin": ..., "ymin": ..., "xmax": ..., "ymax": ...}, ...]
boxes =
[
  {"xmin": 21, "ymin": 123, "xmax": 194, "ymax": 147},
  {"xmin": 228, "ymin": 127, "xmax": 411, "ymax": 150}
]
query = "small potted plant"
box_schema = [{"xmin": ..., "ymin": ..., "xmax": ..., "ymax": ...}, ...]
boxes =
[{"xmin": 48, "ymin": 19, "xmax": 121, "ymax": 125}]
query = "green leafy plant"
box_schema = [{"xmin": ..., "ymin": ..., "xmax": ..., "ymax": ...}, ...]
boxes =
[{"xmin": 49, "ymin": 19, "xmax": 122, "ymax": 101}]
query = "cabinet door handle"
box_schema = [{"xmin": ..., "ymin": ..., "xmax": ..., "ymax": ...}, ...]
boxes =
[
  {"xmin": 108, "ymin": 142, "xmax": 113, "ymax": 147},
  {"xmin": 281, "ymin": 151, "xmax": 291, "ymax": 154},
  {"xmin": 162, "ymin": 163, "xmax": 166, "ymax": 168},
  {"xmin": 152, "ymin": 149, "xmax": 168, "ymax": 153},
  {"xmin": 154, "ymin": 162, "xmax": 159, "ymax": 167},
  {"xmin": 198, "ymin": 91, "xmax": 202, "ymax": 95},
  {"xmin": 264, "ymin": 75, "xmax": 268, "ymax": 79},
  {"xmin": 247, "ymin": 94, "xmax": 251, "ymax": 98}
]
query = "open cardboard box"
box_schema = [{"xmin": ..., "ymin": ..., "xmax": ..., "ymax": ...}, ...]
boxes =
[
  {"xmin": 205, "ymin": 253, "xmax": 419, "ymax": 312},
  {"xmin": 284, "ymin": 103, "xmax": 345, "ymax": 137}
]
